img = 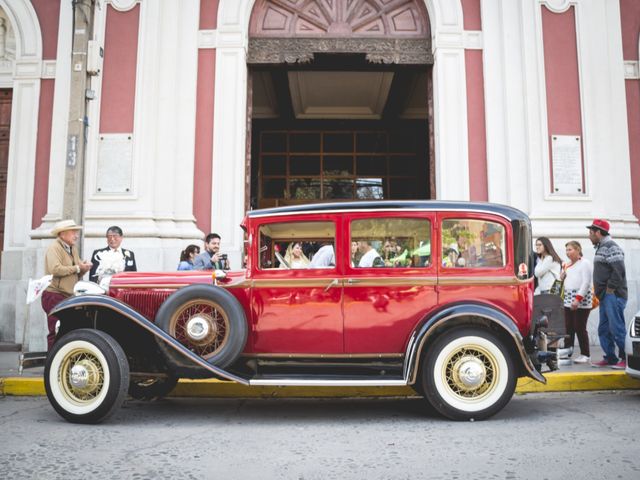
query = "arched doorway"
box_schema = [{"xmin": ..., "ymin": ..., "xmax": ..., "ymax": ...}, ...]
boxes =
[{"xmin": 247, "ymin": 0, "xmax": 434, "ymax": 209}]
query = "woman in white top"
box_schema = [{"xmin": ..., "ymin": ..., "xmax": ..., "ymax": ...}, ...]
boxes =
[
  {"xmin": 560, "ymin": 240, "xmax": 593, "ymax": 363},
  {"xmin": 533, "ymin": 237, "xmax": 562, "ymax": 294},
  {"xmin": 281, "ymin": 242, "xmax": 310, "ymax": 269}
]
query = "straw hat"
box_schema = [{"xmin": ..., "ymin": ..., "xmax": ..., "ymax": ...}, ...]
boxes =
[{"xmin": 51, "ymin": 219, "xmax": 83, "ymax": 236}]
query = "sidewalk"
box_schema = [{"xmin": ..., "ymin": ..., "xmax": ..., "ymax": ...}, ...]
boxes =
[{"xmin": 2, "ymin": 344, "xmax": 639, "ymax": 397}]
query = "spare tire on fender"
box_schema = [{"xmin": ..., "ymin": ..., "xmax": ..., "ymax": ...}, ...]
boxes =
[{"xmin": 155, "ymin": 284, "xmax": 248, "ymax": 369}]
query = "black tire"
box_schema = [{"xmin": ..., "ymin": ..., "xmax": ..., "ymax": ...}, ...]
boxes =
[
  {"xmin": 44, "ymin": 329, "xmax": 129, "ymax": 424},
  {"xmin": 128, "ymin": 375, "xmax": 179, "ymax": 401},
  {"xmin": 421, "ymin": 327, "xmax": 517, "ymax": 421},
  {"xmin": 155, "ymin": 284, "xmax": 248, "ymax": 369}
]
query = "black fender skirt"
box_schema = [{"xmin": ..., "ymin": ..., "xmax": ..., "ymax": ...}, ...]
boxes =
[
  {"xmin": 51, "ymin": 295, "xmax": 249, "ymax": 385},
  {"xmin": 405, "ymin": 303, "xmax": 546, "ymax": 385}
]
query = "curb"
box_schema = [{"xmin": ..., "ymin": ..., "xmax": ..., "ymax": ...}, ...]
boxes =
[{"xmin": 3, "ymin": 371, "xmax": 640, "ymax": 398}]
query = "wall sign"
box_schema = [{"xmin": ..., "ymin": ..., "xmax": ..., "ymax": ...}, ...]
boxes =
[
  {"xmin": 97, "ymin": 134, "xmax": 133, "ymax": 194},
  {"xmin": 551, "ymin": 135, "xmax": 583, "ymax": 195}
]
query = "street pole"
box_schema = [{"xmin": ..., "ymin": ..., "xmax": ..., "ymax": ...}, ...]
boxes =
[{"xmin": 65, "ymin": 0, "xmax": 95, "ymax": 256}]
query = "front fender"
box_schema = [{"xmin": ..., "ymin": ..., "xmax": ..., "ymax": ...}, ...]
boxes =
[
  {"xmin": 51, "ymin": 295, "xmax": 249, "ymax": 385},
  {"xmin": 404, "ymin": 302, "xmax": 546, "ymax": 385}
]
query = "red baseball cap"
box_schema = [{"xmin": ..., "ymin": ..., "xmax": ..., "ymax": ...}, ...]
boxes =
[{"xmin": 586, "ymin": 219, "xmax": 610, "ymax": 234}]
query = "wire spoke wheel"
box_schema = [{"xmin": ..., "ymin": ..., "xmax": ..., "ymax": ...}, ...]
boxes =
[
  {"xmin": 59, "ymin": 350, "xmax": 105, "ymax": 404},
  {"xmin": 422, "ymin": 328, "xmax": 516, "ymax": 421},
  {"xmin": 168, "ymin": 299, "xmax": 229, "ymax": 360},
  {"xmin": 156, "ymin": 285, "xmax": 248, "ymax": 370},
  {"xmin": 44, "ymin": 329, "xmax": 129, "ymax": 424}
]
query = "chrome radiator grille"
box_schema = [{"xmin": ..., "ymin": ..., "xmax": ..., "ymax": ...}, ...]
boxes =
[{"xmin": 634, "ymin": 317, "xmax": 640, "ymax": 338}]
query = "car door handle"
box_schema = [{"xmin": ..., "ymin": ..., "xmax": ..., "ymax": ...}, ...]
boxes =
[
  {"xmin": 324, "ymin": 278, "xmax": 339, "ymax": 292},
  {"xmin": 346, "ymin": 278, "xmax": 360, "ymax": 285}
]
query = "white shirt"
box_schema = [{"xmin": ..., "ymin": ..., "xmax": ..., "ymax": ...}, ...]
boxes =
[
  {"xmin": 534, "ymin": 255, "xmax": 561, "ymax": 294},
  {"xmin": 358, "ymin": 248, "xmax": 382, "ymax": 268},
  {"xmin": 563, "ymin": 258, "xmax": 593, "ymax": 298},
  {"xmin": 309, "ymin": 245, "xmax": 335, "ymax": 268}
]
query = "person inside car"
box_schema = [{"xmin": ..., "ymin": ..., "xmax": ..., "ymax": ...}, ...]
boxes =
[{"xmin": 357, "ymin": 239, "xmax": 384, "ymax": 267}]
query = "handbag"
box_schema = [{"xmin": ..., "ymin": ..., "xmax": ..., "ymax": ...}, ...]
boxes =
[{"xmin": 549, "ymin": 279, "xmax": 563, "ymax": 296}]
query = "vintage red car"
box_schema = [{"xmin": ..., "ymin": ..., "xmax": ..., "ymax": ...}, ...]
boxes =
[{"xmin": 44, "ymin": 201, "xmax": 548, "ymax": 423}]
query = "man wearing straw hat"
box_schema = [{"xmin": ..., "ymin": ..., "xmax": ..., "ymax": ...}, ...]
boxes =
[{"xmin": 41, "ymin": 220, "xmax": 92, "ymax": 350}]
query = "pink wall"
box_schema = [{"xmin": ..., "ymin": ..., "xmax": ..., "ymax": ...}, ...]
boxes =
[
  {"xmin": 30, "ymin": 1, "xmax": 61, "ymax": 228},
  {"xmin": 465, "ymin": 50, "xmax": 488, "ymax": 201},
  {"xmin": 462, "ymin": 0, "xmax": 482, "ymax": 30},
  {"xmin": 99, "ymin": 5, "xmax": 140, "ymax": 133},
  {"xmin": 192, "ymin": 0, "xmax": 220, "ymax": 234},
  {"xmin": 462, "ymin": 0, "xmax": 487, "ymax": 201},
  {"xmin": 32, "ymin": 80, "xmax": 54, "ymax": 228},
  {"xmin": 200, "ymin": 0, "xmax": 219, "ymax": 30},
  {"xmin": 193, "ymin": 49, "xmax": 216, "ymax": 235},
  {"xmin": 620, "ymin": 0, "xmax": 640, "ymax": 221},
  {"xmin": 620, "ymin": 0, "xmax": 640, "ymax": 61},
  {"xmin": 541, "ymin": 6, "xmax": 584, "ymax": 194},
  {"xmin": 31, "ymin": 0, "xmax": 60, "ymax": 60}
]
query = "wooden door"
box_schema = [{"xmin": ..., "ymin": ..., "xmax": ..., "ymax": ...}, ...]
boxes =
[{"xmin": 0, "ymin": 89, "xmax": 12, "ymax": 271}]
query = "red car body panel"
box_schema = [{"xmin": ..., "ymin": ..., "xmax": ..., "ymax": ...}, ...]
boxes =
[{"xmin": 108, "ymin": 205, "xmax": 534, "ymax": 357}]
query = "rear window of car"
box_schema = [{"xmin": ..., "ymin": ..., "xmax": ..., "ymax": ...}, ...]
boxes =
[
  {"xmin": 258, "ymin": 221, "xmax": 336, "ymax": 269},
  {"xmin": 441, "ymin": 219, "xmax": 506, "ymax": 268},
  {"xmin": 349, "ymin": 217, "xmax": 431, "ymax": 268}
]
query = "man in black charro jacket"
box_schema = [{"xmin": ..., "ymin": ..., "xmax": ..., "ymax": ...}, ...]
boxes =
[{"xmin": 89, "ymin": 226, "xmax": 137, "ymax": 283}]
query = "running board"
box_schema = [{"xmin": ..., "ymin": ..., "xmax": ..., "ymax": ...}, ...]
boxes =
[{"xmin": 249, "ymin": 377, "xmax": 408, "ymax": 387}]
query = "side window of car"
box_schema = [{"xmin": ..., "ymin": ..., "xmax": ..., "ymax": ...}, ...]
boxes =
[
  {"xmin": 350, "ymin": 218, "xmax": 431, "ymax": 268},
  {"xmin": 258, "ymin": 221, "xmax": 336, "ymax": 270},
  {"xmin": 441, "ymin": 219, "xmax": 506, "ymax": 268}
]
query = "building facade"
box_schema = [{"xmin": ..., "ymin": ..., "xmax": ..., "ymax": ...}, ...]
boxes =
[{"xmin": 0, "ymin": 0, "xmax": 639, "ymax": 350}]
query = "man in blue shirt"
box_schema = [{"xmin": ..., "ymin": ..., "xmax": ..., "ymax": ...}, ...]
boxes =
[{"xmin": 194, "ymin": 233, "xmax": 229, "ymax": 270}]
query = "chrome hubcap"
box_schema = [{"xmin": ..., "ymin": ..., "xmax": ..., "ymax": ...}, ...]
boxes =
[
  {"xmin": 186, "ymin": 316, "xmax": 211, "ymax": 341},
  {"xmin": 70, "ymin": 364, "xmax": 89, "ymax": 388},
  {"xmin": 453, "ymin": 355, "xmax": 486, "ymax": 390}
]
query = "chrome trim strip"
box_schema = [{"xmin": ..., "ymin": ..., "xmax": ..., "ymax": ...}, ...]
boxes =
[
  {"xmin": 252, "ymin": 279, "xmax": 339, "ymax": 288},
  {"xmin": 51, "ymin": 295, "xmax": 250, "ymax": 385},
  {"xmin": 344, "ymin": 278, "xmax": 437, "ymax": 287},
  {"xmin": 241, "ymin": 353, "xmax": 404, "ymax": 359},
  {"xmin": 438, "ymin": 276, "xmax": 522, "ymax": 286},
  {"xmin": 249, "ymin": 378, "xmax": 407, "ymax": 387}
]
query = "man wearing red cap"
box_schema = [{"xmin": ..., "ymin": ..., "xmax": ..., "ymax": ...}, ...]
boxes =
[{"xmin": 587, "ymin": 219, "xmax": 628, "ymax": 369}]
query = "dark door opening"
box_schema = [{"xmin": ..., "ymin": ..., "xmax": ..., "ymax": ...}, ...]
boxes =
[{"xmin": 248, "ymin": 56, "xmax": 433, "ymax": 210}]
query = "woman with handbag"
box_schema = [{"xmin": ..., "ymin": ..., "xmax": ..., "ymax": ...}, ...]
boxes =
[
  {"xmin": 560, "ymin": 240, "xmax": 593, "ymax": 364},
  {"xmin": 534, "ymin": 237, "xmax": 562, "ymax": 295}
]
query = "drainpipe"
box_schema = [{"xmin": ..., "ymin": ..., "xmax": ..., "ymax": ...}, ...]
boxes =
[{"xmin": 65, "ymin": 0, "xmax": 96, "ymax": 256}]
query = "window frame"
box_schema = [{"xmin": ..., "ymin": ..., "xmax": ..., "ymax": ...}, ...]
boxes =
[
  {"xmin": 344, "ymin": 211, "xmax": 436, "ymax": 276},
  {"xmin": 437, "ymin": 213, "xmax": 513, "ymax": 274}
]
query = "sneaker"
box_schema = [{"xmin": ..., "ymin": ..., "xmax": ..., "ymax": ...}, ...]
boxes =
[
  {"xmin": 610, "ymin": 360, "xmax": 627, "ymax": 370},
  {"xmin": 573, "ymin": 355, "xmax": 590, "ymax": 364},
  {"xmin": 591, "ymin": 359, "xmax": 610, "ymax": 367}
]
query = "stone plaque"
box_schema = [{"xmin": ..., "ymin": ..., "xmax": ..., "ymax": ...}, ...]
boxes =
[
  {"xmin": 97, "ymin": 134, "xmax": 133, "ymax": 194},
  {"xmin": 551, "ymin": 135, "xmax": 583, "ymax": 195}
]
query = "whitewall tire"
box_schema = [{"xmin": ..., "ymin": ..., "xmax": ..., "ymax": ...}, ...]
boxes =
[
  {"xmin": 44, "ymin": 329, "xmax": 129, "ymax": 424},
  {"xmin": 421, "ymin": 328, "xmax": 517, "ymax": 421}
]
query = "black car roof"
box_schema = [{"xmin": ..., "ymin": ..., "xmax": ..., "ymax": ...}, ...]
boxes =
[{"xmin": 246, "ymin": 201, "xmax": 530, "ymax": 223}]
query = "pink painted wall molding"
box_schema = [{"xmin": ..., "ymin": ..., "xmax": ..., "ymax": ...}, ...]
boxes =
[{"xmin": 541, "ymin": 4, "xmax": 585, "ymax": 195}]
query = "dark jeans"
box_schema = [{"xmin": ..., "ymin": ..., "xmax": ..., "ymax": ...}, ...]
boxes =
[
  {"xmin": 598, "ymin": 293, "xmax": 627, "ymax": 363},
  {"xmin": 41, "ymin": 291, "xmax": 68, "ymax": 350},
  {"xmin": 563, "ymin": 307, "xmax": 590, "ymax": 357}
]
